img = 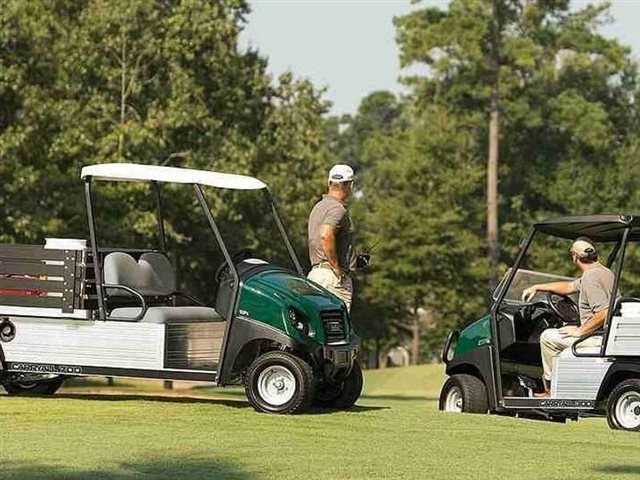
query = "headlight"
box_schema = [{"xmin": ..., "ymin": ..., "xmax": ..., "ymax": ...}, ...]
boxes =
[{"xmin": 288, "ymin": 307, "xmax": 314, "ymax": 337}]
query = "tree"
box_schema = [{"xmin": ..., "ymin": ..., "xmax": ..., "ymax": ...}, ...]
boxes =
[
  {"xmin": 351, "ymin": 0, "xmax": 640, "ymax": 361},
  {"xmin": 0, "ymin": 0, "xmax": 334, "ymax": 301},
  {"xmin": 357, "ymin": 105, "xmax": 487, "ymax": 364},
  {"xmin": 395, "ymin": 0, "xmax": 639, "ymax": 244},
  {"xmin": 327, "ymin": 90, "xmax": 403, "ymax": 173}
]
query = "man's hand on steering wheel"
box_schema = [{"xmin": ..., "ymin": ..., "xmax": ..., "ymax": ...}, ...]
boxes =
[{"xmin": 522, "ymin": 286, "xmax": 538, "ymax": 302}]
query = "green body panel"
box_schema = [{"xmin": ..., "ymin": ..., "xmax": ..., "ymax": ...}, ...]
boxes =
[
  {"xmin": 453, "ymin": 314, "xmax": 492, "ymax": 357},
  {"xmin": 237, "ymin": 269, "xmax": 351, "ymax": 345}
]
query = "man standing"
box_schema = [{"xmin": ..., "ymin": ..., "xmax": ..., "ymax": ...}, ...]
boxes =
[
  {"xmin": 521, "ymin": 237, "xmax": 616, "ymax": 396},
  {"xmin": 307, "ymin": 165, "xmax": 356, "ymax": 310}
]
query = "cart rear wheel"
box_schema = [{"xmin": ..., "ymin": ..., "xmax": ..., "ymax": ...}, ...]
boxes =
[
  {"xmin": 314, "ymin": 360, "xmax": 363, "ymax": 410},
  {"xmin": 3, "ymin": 376, "xmax": 64, "ymax": 396},
  {"xmin": 245, "ymin": 351, "xmax": 314, "ymax": 414},
  {"xmin": 439, "ymin": 374, "xmax": 488, "ymax": 414},
  {"xmin": 607, "ymin": 379, "xmax": 640, "ymax": 431}
]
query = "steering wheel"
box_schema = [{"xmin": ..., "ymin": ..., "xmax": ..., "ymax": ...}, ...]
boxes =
[
  {"xmin": 214, "ymin": 249, "xmax": 255, "ymax": 282},
  {"xmin": 545, "ymin": 292, "xmax": 580, "ymax": 325}
]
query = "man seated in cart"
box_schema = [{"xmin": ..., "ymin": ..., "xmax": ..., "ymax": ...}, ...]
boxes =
[{"xmin": 521, "ymin": 237, "xmax": 616, "ymax": 396}]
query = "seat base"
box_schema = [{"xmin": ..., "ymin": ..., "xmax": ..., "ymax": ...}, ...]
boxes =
[{"xmin": 109, "ymin": 306, "xmax": 222, "ymax": 323}]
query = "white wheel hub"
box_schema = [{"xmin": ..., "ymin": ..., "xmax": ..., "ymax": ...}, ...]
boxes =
[
  {"xmin": 444, "ymin": 386, "xmax": 464, "ymax": 413},
  {"xmin": 257, "ymin": 365, "xmax": 297, "ymax": 406},
  {"xmin": 615, "ymin": 391, "xmax": 640, "ymax": 430}
]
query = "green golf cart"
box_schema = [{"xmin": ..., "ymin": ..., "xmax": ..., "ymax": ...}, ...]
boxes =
[
  {"xmin": 0, "ymin": 163, "xmax": 362, "ymax": 414},
  {"xmin": 440, "ymin": 215, "xmax": 640, "ymax": 431}
]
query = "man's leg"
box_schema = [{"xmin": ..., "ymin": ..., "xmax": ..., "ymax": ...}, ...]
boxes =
[
  {"xmin": 338, "ymin": 276, "xmax": 353, "ymax": 311},
  {"xmin": 540, "ymin": 328, "xmax": 575, "ymax": 388},
  {"xmin": 307, "ymin": 267, "xmax": 353, "ymax": 311}
]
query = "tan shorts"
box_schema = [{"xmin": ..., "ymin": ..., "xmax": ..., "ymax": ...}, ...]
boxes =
[{"xmin": 307, "ymin": 266, "xmax": 353, "ymax": 311}]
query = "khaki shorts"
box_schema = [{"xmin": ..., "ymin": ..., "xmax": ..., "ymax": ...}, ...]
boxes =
[{"xmin": 307, "ymin": 266, "xmax": 353, "ymax": 311}]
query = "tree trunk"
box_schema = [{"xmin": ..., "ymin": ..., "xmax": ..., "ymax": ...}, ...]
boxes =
[
  {"xmin": 487, "ymin": 0, "xmax": 500, "ymax": 290},
  {"xmin": 118, "ymin": 26, "xmax": 127, "ymax": 160},
  {"xmin": 487, "ymin": 100, "xmax": 499, "ymax": 288},
  {"xmin": 410, "ymin": 320, "xmax": 420, "ymax": 365}
]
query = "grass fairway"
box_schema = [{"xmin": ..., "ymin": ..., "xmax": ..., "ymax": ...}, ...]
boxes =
[{"xmin": 1, "ymin": 365, "xmax": 638, "ymax": 480}]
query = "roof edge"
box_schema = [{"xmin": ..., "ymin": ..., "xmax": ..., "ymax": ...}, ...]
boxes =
[{"xmin": 80, "ymin": 163, "xmax": 267, "ymax": 190}]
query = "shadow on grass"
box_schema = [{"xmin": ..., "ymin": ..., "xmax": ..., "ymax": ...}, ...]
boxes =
[
  {"xmin": 361, "ymin": 394, "xmax": 438, "ymax": 401},
  {"xmin": 49, "ymin": 393, "xmax": 388, "ymax": 414},
  {"xmin": 308, "ymin": 405, "xmax": 390, "ymax": 414},
  {"xmin": 2, "ymin": 458, "xmax": 259, "ymax": 480},
  {"xmin": 54, "ymin": 393, "xmax": 248, "ymax": 409},
  {"xmin": 190, "ymin": 386, "xmax": 245, "ymax": 396},
  {"xmin": 594, "ymin": 465, "xmax": 640, "ymax": 476}
]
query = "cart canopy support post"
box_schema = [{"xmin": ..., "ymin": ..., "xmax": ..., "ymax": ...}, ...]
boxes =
[
  {"xmin": 264, "ymin": 189, "xmax": 303, "ymax": 276},
  {"xmin": 193, "ymin": 184, "xmax": 239, "ymax": 320},
  {"xmin": 490, "ymin": 228, "xmax": 536, "ymax": 406},
  {"xmin": 84, "ymin": 179, "xmax": 106, "ymax": 321},
  {"xmin": 601, "ymin": 227, "xmax": 630, "ymax": 355}
]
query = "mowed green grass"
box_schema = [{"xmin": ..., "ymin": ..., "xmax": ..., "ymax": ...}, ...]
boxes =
[{"xmin": 1, "ymin": 365, "xmax": 638, "ymax": 480}]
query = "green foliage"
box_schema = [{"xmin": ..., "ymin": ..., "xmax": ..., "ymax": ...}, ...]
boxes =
[
  {"xmin": 339, "ymin": 0, "xmax": 640, "ymax": 361},
  {"xmin": 0, "ymin": 0, "xmax": 333, "ymax": 302}
]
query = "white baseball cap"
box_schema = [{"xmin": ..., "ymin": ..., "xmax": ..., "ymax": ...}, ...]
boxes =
[
  {"xmin": 328, "ymin": 164, "xmax": 354, "ymax": 183},
  {"xmin": 571, "ymin": 238, "xmax": 596, "ymax": 257}
]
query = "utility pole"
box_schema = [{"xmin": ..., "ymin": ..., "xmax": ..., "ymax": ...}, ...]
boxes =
[{"xmin": 487, "ymin": 0, "xmax": 500, "ymax": 290}]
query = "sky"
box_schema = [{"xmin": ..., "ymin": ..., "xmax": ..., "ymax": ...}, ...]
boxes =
[{"xmin": 240, "ymin": 0, "xmax": 640, "ymax": 116}]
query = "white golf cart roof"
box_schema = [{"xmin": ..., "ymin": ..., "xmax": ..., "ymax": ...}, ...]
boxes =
[{"xmin": 81, "ymin": 163, "xmax": 267, "ymax": 190}]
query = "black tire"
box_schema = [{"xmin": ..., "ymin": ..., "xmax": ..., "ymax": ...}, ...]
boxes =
[
  {"xmin": 314, "ymin": 360, "xmax": 364, "ymax": 410},
  {"xmin": 3, "ymin": 376, "xmax": 64, "ymax": 396},
  {"xmin": 245, "ymin": 351, "xmax": 315, "ymax": 414},
  {"xmin": 606, "ymin": 378, "xmax": 640, "ymax": 431},
  {"xmin": 439, "ymin": 374, "xmax": 488, "ymax": 414}
]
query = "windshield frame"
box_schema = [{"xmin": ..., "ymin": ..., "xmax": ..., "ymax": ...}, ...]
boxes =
[{"xmin": 492, "ymin": 268, "xmax": 577, "ymax": 303}]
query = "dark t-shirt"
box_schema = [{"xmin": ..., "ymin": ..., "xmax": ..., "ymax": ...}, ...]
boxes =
[{"xmin": 308, "ymin": 195, "xmax": 354, "ymax": 270}]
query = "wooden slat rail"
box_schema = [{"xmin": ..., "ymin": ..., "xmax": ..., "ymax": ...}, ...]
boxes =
[
  {"xmin": 0, "ymin": 278, "xmax": 66, "ymax": 292},
  {"xmin": 0, "ymin": 244, "xmax": 68, "ymax": 261},
  {"xmin": 0, "ymin": 244, "xmax": 86, "ymax": 313},
  {"xmin": 0, "ymin": 262, "xmax": 65, "ymax": 276}
]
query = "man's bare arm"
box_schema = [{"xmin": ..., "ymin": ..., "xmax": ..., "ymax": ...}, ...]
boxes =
[
  {"xmin": 580, "ymin": 309, "xmax": 608, "ymax": 336},
  {"xmin": 560, "ymin": 308, "xmax": 608, "ymax": 338},
  {"xmin": 320, "ymin": 224, "xmax": 342, "ymax": 276},
  {"xmin": 522, "ymin": 281, "xmax": 577, "ymax": 302}
]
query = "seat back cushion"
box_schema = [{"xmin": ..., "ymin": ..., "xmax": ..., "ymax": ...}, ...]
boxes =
[
  {"xmin": 103, "ymin": 252, "xmax": 172, "ymax": 296},
  {"xmin": 139, "ymin": 252, "xmax": 176, "ymax": 292}
]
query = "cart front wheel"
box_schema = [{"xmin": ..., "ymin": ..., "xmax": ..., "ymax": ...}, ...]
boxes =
[
  {"xmin": 439, "ymin": 374, "xmax": 488, "ymax": 414},
  {"xmin": 607, "ymin": 378, "xmax": 640, "ymax": 431},
  {"xmin": 245, "ymin": 351, "xmax": 314, "ymax": 414},
  {"xmin": 314, "ymin": 360, "xmax": 363, "ymax": 410}
]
